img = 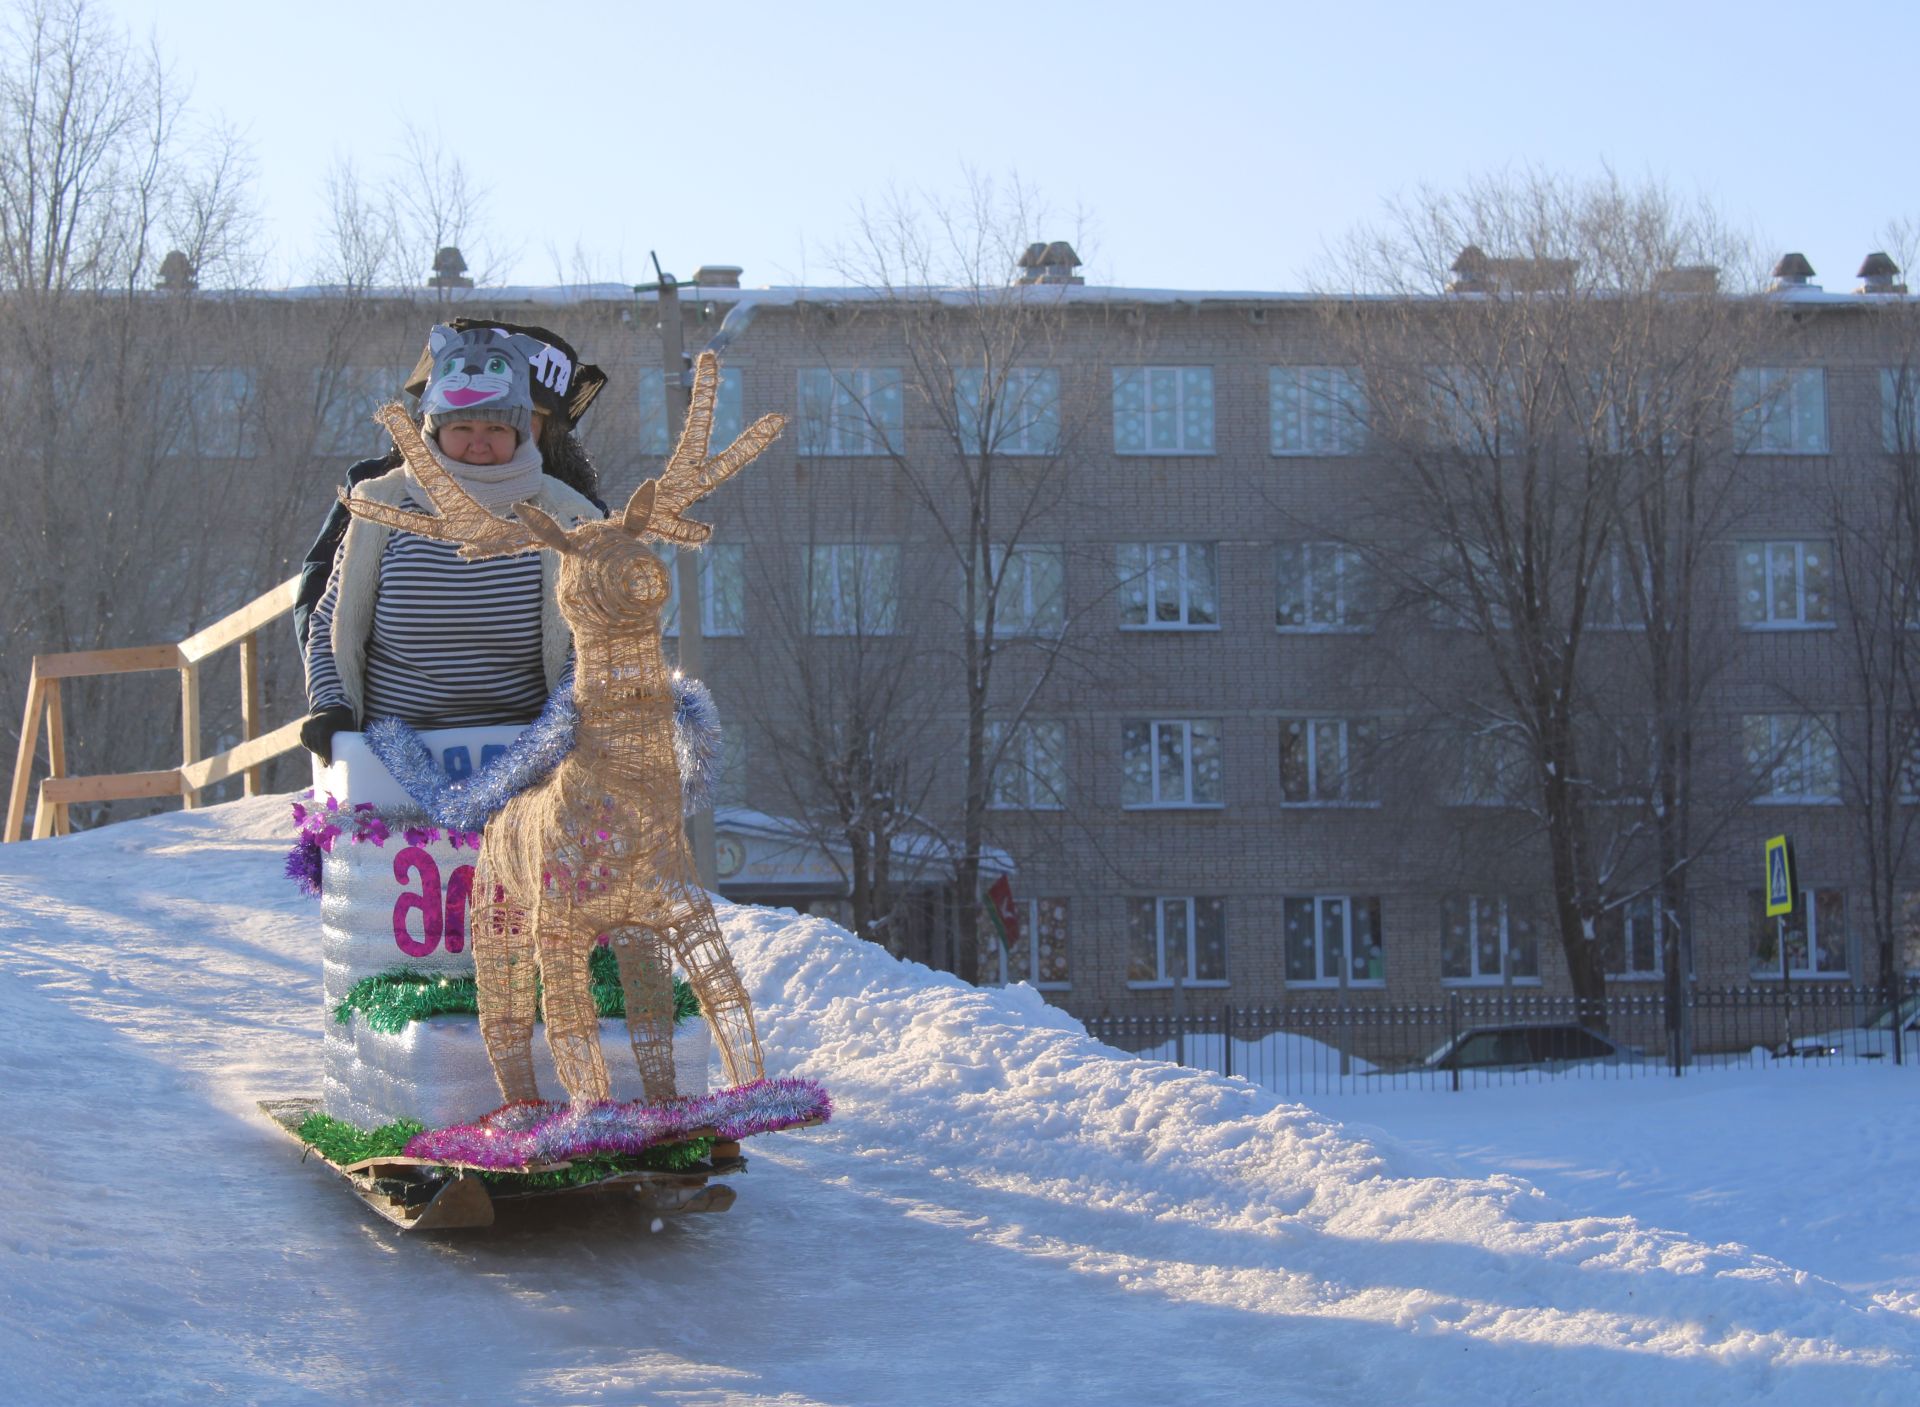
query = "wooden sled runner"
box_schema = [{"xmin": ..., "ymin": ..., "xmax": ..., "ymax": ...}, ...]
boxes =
[{"xmin": 261, "ymin": 1097, "xmax": 752, "ymax": 1233}]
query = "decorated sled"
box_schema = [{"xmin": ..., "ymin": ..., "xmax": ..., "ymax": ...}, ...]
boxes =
[{"xmin": 273, "ymin": 352, "xmax": 830, "ymax": 1230}]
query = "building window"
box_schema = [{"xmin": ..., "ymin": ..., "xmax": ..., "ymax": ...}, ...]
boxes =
[
  {"xmin": 980, "ymin": 544, "xmax": 1065, "ymax": 636},
  {"xmin": 957, "ymin": 367, "xmax": 1060, "ymax": 455},
  {"xmin": 981, "ymin": 897, "xmax": 1072, "ymax": 989},
  {"xmin": 1276, "ymin": 543, "xmax": 1369, "ymax": 632},
  {"xmin": 657, "ymin": 543, "xmax": 746, "ymax": 637},
  {"xmin": 1279, "ymin": 718, "xmax": 1374, "ymax": 805},
  {"xmin": 1113, "ymin": 366, "xmax": 1214, "ymax": 455},
  {"xmin": 1883, "ymin": 368, "xmax": 1920, "ymax": 454},
  {"xmin": 1284, "ymin": 895, "xmax": 1385, "ymax": 988},
  {"xmin": 314, "ymin": 366, "xmax": 410, "ymax": 457},
  {"xmin": 1453, "ymin": 727, "xmax": 1530, "ymax": 806},
  {"xmin": 1600, "ymin": 895, "xmax": 1667, "ymax": 979},
  {"xmin": 797, "ymin": 367, "xmax": 903, "ymax": 456},
  {"xmin": 169, "ymin": 367, "xmax": 256, "ymax": 458},
  {"xmin": 1270, "ymin": 366, "xmax": 1365, "ymax": 455},
  {"xmin": 985, "ymin": 719, "xmax": 1067, "ymax": 809},
  {"xmin": 638, "ymin": 366, "xmax": 743, "ymax": 455},
  {"xmin": 1121, "ymin": 718, "xmax": 1223, "ymax": 808},
  {"xmin": 1587, "ymin": 541, "xmax": 1648, "ymax": 630},
  {"xmin": 1127, "ymin": 896, "xmax": 1226, "ymax": 985},
  {"xmin": 1743, "ymin": 713, "xmax": 1840, "ymax": 802},
  {"xmin": 716, "ymin": 736, "xmax": 748, "ymax": 808},
  {"xmin": 807, "ymin": 545, "xmax": 899, "ymax": 635},
  {"xmin": 1429, "ymin": 366, "xmax": 1522, "ymax": 452},
  {"xmin": 1749, "ymin": 888, "xmax": 1849, "ymax": 978},
  {"xmin": 1118, "ymin": 542, "xmax": 1219, "ymax": 629},
  {"xmin": 1736, "ymin": 540, "xmax": 1832, "ymax": 629},
  {"xmin": 1734, "ymin": 368, "xmax": 1828, "ymax": 455},
  {"xmin": 1441, "ymin": 895, "xmax": 1540, "ymax": 985}
]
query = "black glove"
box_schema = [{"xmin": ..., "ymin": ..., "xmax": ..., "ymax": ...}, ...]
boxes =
[{"xmin": 300, "ymin": 706, "xmax": 358, "ymax": 765}]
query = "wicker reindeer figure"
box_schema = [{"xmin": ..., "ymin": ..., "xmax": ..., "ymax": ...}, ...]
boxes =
[{"xmin": 350, "ymin": 353, "xmax": 785, "ymax": 1105}]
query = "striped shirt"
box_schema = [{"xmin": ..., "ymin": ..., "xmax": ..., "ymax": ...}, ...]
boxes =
[{"xmin": 305, "ymin": 497, "xmax": 549, "ymax": 729}]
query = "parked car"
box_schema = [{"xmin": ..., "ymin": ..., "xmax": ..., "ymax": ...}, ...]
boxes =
[
  {"xmin": 1376, "ymin": 1022, "xmax": 1644, "ymax": 1076},
  {"xmin": 1777, "ymin": 993, "xmax": 1920, "ymax": 1060}
]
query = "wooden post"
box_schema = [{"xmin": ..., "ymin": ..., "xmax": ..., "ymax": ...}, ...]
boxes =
[
  {"xmin": 5, "ymin": 666, "xmax": 45, "ymax": 844},
  {"xmin": 179, "ymin": 661, "xmax": 201, "ymax": 810},
  {"xmin": 238, "ymin": 630, "xmax": 264, "ymax": 797},
  {"xmin": 44, "ymin": 679, "xmax": 69, "ymax": 835}
]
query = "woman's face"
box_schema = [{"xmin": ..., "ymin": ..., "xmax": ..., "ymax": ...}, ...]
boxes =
[{"xmin": 437, "ymin": 420, "xmax": 519, "ymax": 465}]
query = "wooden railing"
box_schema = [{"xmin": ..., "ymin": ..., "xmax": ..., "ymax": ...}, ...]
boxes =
[{"xmin": 5, "ymin": 575, "xmax": 305, "ymax": 842}]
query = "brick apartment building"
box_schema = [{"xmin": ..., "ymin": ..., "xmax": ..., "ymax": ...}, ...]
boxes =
[{"xmin": 64, "ymin": 244, "xmax": 1920, "ymax": 1027}]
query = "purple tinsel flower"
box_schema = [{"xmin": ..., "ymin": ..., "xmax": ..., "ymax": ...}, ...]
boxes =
[
  {"xmin": 401, "ymin": 1077, "xmax": 833, "ymax": 1170},
  {"xmin": 284, "ymin": 833, "xmax": 323, "ymax": 897},
  {"xmin": 403, "ymin": 825, "xmax": 440, "ymax": 847}
]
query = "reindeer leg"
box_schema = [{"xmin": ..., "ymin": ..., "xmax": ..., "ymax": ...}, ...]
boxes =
[
  {"xmin": 661, "ymin": 892, "xmax": 765, "ymax": 1088},
  {"xmin": 472, "ymin": 853, "xmax": 540, "ymax": 1104},
  {"xmin": 608, "ymin": 925, "xmax": 678, "ymax": 1104},
  {"xmin": 539, "ymin": 930, "xmax": 610, "ymax": 1104}
]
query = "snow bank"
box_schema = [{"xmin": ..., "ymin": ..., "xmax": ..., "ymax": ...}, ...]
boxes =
[{"xmin": 1, "ymin": 795, "xmax": 1914, "ymax": 1405}]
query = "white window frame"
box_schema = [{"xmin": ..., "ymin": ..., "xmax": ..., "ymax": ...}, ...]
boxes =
[
  {"xmin": 1276, "ymin": 542, "xmax": 1369, "ymax": 632},
  {"xmin": 1113, "ymin": 366, "xmax": 1215, "ymax": 455},
  {"xmin": 956, "ymin": 366, "xmax": 1061, "ymax": 456},
  {"xmin": 1751, "ymin": 887, "xmax": 1851, "ymax": 979},
  {"xmin": 1883, "ymin": 368, "xmax": 1920, "ymax": 454},
  {"xmin": 985, "ymin": 719, "xmax": 1068, "ymax": 810},
  {"xmin": 981, "ymin": 896, "xmax": 1072, "ymax": 990},
  {"xmin": 1127, "ymin": 895, "xmax": 1228, "ymax": 987},
  {"xmin": 314, "ymin": 365, "xmax": 411, "ymax": 457},
  {"xmin": 1279, "ymin": 717, "xmax": 1375, "ymax": 806},
  {"xmin": 1452, "ymin": 727, "xmax": 1530, "ymax": 807},
  {"xmin": 1743, "ymin": 712, "xmax": 1841, "ymax": 804},
  {"xmin": 1269, "ymin": 366, "xmax": 1366, "ymax": 455},
  {"xmin": 980, "ymin": 543, "xmax": 1065, "ymax": 637},
  {"xmin": 1121, "ymin": 718, "xmax": 1223, "ymax": 808},
  {"xmin": 1283, "ymin": 894, "xmax": 1385, "ymax": 990},
  {"xmin": 639, "ymin": 366, "xmax": 744, "ymax": 456},
  {"xmin": 171, "ymin": 366, "xmax": 256, "ymax": 459},
  {"xmin": 658, "ymin": 543, "xmax": 747, "ymax": 637},
  {"xmin": 1587, "ymin": 541, "xmax": 1649, "ymax": 631},
  {"xmin": 1735, "ymin": 539, "xmax": 1833, "ymax": 630},
  {"xmin": 1734, "ymin": 367, "xmax": 1828, "ymax": 455},
  {"xmin": 1603, "ymin": 894, "xmax": 1668, "ymax": 980},
  {"xmin": 797, "ymin": 367, "xmax": 903, "ymax": 456},
  {"xmin": 1117, "ymin": 542, "xmax": 1219, "ymax": 630},
  {"xmin": 1441, "ymin": 894, "xmax": 1542, "ymax": 986},
  {"xmin": 806, "ymin": 544, "xmax": 900, "ymax": 636}
]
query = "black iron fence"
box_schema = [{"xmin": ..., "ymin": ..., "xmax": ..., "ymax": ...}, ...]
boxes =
[{"xmin": 1080, "ymin": 981, "xmax": 1920, "ymax": 1095}]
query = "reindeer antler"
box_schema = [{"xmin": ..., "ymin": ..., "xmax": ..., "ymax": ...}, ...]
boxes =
[
  {"xmin": 340, "ymin": 403, "xmax": 551, "ymax": 560},
  {"xmin": 625, "ymin": 352, "xmax": 785, "ymax": 546}
]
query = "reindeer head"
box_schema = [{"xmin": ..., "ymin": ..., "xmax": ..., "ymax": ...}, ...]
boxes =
[{"xmin": 348, "ymin": 352, "xmax": 784, "ymax": 634}]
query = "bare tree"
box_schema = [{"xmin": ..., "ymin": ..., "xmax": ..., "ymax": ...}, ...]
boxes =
[
  {"xmin": 815, "ymin": 174, "xmax": 1113, "ymax": 980},
  {"xmin": 1321, "ymin": 172, "xmax": 1771, "ymax": 1019}
]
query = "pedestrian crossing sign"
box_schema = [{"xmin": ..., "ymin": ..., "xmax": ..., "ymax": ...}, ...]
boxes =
[{"xmin": 1764, "ymin": 835, "xmax": 1795, "ymax": 918}]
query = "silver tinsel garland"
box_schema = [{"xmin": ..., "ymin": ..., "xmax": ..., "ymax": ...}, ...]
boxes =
[{"xmin": 364, "ymin": 673, "xmax": 724, "ymax": 830}]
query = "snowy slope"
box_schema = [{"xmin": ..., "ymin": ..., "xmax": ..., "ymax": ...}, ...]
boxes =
[{"xmin": 1, "ymin": 796, "xmax": 1915, "ymax": 1406}]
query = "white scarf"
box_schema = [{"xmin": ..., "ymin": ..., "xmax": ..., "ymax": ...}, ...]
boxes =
[{"xmin": 408, "ymin": 433, "xmax": 545, "ymax": 510}]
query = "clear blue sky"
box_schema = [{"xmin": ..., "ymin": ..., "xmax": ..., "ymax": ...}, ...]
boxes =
[{"xmin": 100, "ymin": 0, "xmax": 1917, "ymax": 292}]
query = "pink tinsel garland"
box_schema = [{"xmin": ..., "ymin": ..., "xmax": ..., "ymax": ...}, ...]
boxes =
[{"xmin": 401, "ymin": 1077, "xmax": 832, "ymax": 1170}]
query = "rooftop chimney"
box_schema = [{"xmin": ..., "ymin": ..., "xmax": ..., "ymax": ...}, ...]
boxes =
[
  {"xmin": 1654, "ymin": 264, "xmax": 1719, "ymax": 294},
  {"xmin": 155, "ymin": 249, "xmax": 196, "ymax": 293},
  {"xmin": 1447, "ymin": 244, "xmax": 1491, "ymax": 293},
  {"xmin": 1016, "ymin": 241, "xmax": 1083, "ymax": 285},
  {"xmin": 429, "ymin": 246, "xmax": 473, "ymax": 290},
  {"xmin": 694, "ymin": 264, "xmax": 743, "ymax": 289},
  {"xmin": 1855, "ymin": 251, "xmax": 1907, "ymax": 295},
  {"xmin": 1769, "ymin": 252, "xmax": 1817, "ymax": 292}
]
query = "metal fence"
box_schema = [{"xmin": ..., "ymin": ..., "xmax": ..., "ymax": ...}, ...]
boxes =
[{"xmin": 1080, "ymin": 982, "xmax": 1920, "ymax": 1095}]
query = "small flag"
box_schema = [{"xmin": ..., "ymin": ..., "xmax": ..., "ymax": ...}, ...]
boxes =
[{"xmin": 986, "ymin": 874, "xmax": 1020, "ymax": 952}]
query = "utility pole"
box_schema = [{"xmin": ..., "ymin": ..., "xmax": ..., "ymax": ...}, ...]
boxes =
[{"xmin": 640, "ymin": 253, "xmax": 715, "ymax": 890}]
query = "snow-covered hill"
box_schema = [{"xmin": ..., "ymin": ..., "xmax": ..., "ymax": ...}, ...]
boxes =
[{"xmin": 1, "ymin": 796, "xmax": 1914, "ymax": 1405}]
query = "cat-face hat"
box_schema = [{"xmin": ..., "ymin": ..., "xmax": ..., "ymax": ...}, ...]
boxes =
[
  {"xmin": 405, "ymin": 318, "xmax": 608, "ymax": 431},
  {"xmin": 417, "ymin": 324, "xmax": 542, "ymax": 442}
]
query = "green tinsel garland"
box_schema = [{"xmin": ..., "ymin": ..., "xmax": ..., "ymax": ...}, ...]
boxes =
[
  {"xmin": 333, "ymin": 946, "xmax": 700, "ymax": 1034},
  {"xmin": 294, "ymin": 1110, "xmax": 713, "ymax": 1187}
]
